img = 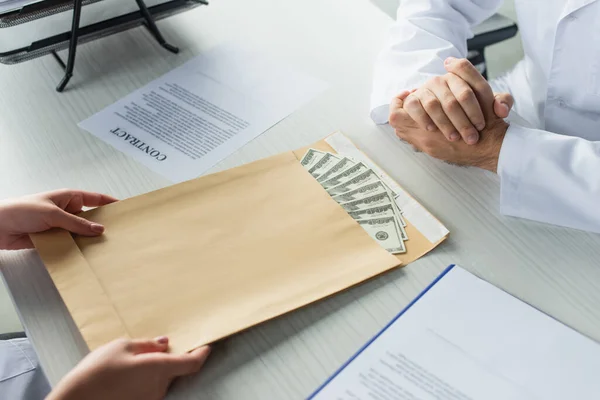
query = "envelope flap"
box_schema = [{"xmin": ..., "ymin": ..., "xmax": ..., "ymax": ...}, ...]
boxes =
[{"xmin": 30, "ymin": 230, "xmax": 129, "ymax": 350}]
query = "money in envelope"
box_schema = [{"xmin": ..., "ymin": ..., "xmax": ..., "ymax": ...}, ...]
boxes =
[{"xmin": 301, "ymin": 149, "xmax": 408, "ymax": 254}]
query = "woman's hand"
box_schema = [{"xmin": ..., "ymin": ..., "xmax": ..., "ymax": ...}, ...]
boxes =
[
  {"xmin": 0, "ymin": 189, "xmax": 117, "ymax": 250},
  {"xmin": 47, "ymin": 337, "xmax": 211, "ymax": 400}
]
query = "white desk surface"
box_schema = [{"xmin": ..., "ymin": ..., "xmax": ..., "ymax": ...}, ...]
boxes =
[{"xmin": 2, "ymin": 0, "xmax": 600, "ymax": 399}]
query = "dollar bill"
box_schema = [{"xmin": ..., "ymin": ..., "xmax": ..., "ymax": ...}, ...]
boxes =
[
  {"xmin": 308, "ymin": 152, "xmax": 340, "ymax": 179},
  {"xmin": 300, "ymin": 148, "xmax": 325, "ymax": 170},
  {"xmin": 320, "ymin": 162, "xmax": 368, "ymax": 189},
  {"xmin": 343, "ymin": 192, "xmax": 408, "ymax": 240},
  {"xmin": 331, "ymin": 181, "xmax": 388, "ymax": 203},
  {"xmin": 316, "ymin": 157, "xmax": 356, "ymax": 182},
  {"xmin": 357, "ymin": 216, "xmax": 406, "ymax": 254},
  {"xmin": 390, "ymin": 200, "xmax": 407, "ymax": 227},
  {"xmin": 347, "ymin": 204, "xmax": 396, "ymax": 220},
  {"xmin": 398, "ymin": 219, "xmax": 408, "ymax": 241},
  {"xmin": 341, "ymin": 191, "xmax": 395, "ymax": 212},
  {"xmin": 326, "ymin": 169, "xmax": 380, "ymax": 196}
]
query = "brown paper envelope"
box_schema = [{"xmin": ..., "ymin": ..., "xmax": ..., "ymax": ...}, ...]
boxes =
[{"xmin": 32, "ymin": 151, "xmax": 403, "ymax": 353}]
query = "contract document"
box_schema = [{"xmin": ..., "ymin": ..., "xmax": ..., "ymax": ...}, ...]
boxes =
[{"xmin": 80, "ymin": 43, "xmax": 327, "ymax": 182}]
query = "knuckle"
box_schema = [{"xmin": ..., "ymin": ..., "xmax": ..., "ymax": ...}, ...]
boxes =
[
  {"xmin": 43, "ymin": 206, "xmax": 62, "ymax": 218},
  {"xmin": 444, "ymin": 98, "xmax": 460, "ymax": 111},
  {"xmin": 430, "ymin": 76, "xmax": 445, "ymax": 86},
  {"xmin": 460, "ymin": 125, "xmax": 474, "ymax": 134},
  {"xmin": 455, "ymin": 58, "xmax": 472, "ymax": 70},
  {"xmin": 456, "ymin": 89, "xmax": 473, "ymax": 103},
  {"xmin": 422, "ymin": 97, "xmax": 439, "ymax": 110},
  {"xmin": 403, "ymin": 95, "xmax": 419, "ymax": 109},
  {"xmin": 51, "ymin": 188, "xmax": 71, "ymax": 199},
  {"xmin": 389, "ymin": 111, "xmax": 400, "ymax": 127},
  {"xmin": 473, "ymin": 82, "xmax": 489, "ymax": 94}
]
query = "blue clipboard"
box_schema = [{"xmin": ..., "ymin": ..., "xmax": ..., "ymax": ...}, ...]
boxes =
[{"xmin": 307, "ymin": 264, "xmax": 456, "ymax": 399}]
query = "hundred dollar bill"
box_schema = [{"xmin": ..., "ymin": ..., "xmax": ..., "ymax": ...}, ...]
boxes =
[
  {"xmin": 381, "ymin": 198, "xmax": 407, "ymax": 234},
  {"xmin": 331, "ymin": 177, "xmax": 407, "ymax": 227},
  {"xmin": 307, "ymin": 152, "xmax": 340, "ymax": 179},
  {"xmin": 326, "ymin": 169, "xmax": 380, "ymax": 196},
  {"xmin": 331, "ymin": 181, "xmax": 388, "ymax": 203},
  {"xmin": 300, "ymin": 148, "xmax": 325, "ymax": 170},
  {"xmin": 398, "ymin": 219, "xmax": 408, "ymax": 241},
  {"xmin": 347, "ymin": 203, "xmax": 396, "ymax": 220},
  {"xmin": 358, "ymin": 216, "xmax": 406, "ymax": 254},
  {"xmin": 341, "ymin": 191, "xmax": 395, "ymax": 212},
  {"xmin": 320, "ymin": 162, "xmax": 369, "ymax": 189},
  {"xmin": 342, "ymin": 191, "xmax": 408, "ymax": 240},
  {"xmin": 316, "ymin": 157, "xmax": 356, "ymax": 182},
  {"xmin": 320, "ymin": 162, "xmax": 368, "ymax": 189},
  {"xmin": 390, "ymin": 200, "xmax": 407, "ymax": 227}
]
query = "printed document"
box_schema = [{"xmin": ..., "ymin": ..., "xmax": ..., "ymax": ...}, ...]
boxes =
[
  {"xmin": 311, "ymin": 266, "xmax": 600, "ymax": 400},
  {"xmin": 79, "ymin": 44, "xmax": 327, "ymax": 182}
]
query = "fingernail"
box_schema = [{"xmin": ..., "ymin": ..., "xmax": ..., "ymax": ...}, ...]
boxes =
[
  {"xmin": 444, "ymin": 57, "xmax": 456, "ymax": 65},
  {"xmin": 154, "ymin": 336, "xmax": 169, "ymax": 344},
  {"xmin": 449, "ymin": 132, "xmax": 459, "ymax": 141},
  {"xmin": 467, "ymin": 134, "xmax": 479, "ymax": 145},
  {"xmin": 90, "ymin": 223, "xmax": 104, "ymax": 233},
  {"xmin": 476, "ymin": 123, "xmax": 485, "ymax": 130},
  {"xmin": 501, "ymin": 102, "xmax": 510, "ymax": 113},
  {"xmin": 426, "ymin": 124, "xmax": 436, "ymax": 131}
]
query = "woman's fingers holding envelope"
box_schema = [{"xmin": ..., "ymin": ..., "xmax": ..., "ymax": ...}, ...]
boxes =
[
  {"xmin": 45, "ymin": 189, "xmax": 119, "ymax": 214},
  {"xmin": 0, "ymin": 189, "xmax": 118, "ymax": 250},
  {"xmin": 46, "ymin": 208, "xmax": 106, "ymax": 236},
  {"xmin": 47, "ymin": 337, "xmax": 211, "ymax": 400}
]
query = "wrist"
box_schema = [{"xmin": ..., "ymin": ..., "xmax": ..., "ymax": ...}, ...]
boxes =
[
  {"xmin": 476, "ymin": 119, "xmax": 509, "ymax": 172},
  {"xmin": 45, "ymin": 369, "xmax": 94, "ymax": 400}
]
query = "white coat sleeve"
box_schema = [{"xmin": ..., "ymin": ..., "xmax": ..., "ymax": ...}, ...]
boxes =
[
  {"xmin": 498, "ymin": 124, "xmax": 600, "ymax": 232},
  {"xmin": 371, "ymin": 0, "xmax": 503, "ymax": 124}
]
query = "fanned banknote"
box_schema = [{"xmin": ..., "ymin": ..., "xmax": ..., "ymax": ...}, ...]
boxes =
[
  {"xmin": 326, "ymin": 169, "xmax": 380, "ymax": 196},
  {"xmin": 316, "ymin": 157, "xmax": 355, "ymax": 182},
  {"xmin": 331, "ymin": 181, "xmax": 387, "ymax": 203},
  {"xmin": 300, "ymin": 148, "xmax": 326, "ymax": 170},
  {"xmin": 347, "ymin": 204, "xmax": 396, "ymax": 220},
  {"xmin": 307, "ymin": 152, "xmax": 341, "ymax": 180},
  {"xmin": 320, "ymin": 162, "xmax": 369, "ymax": 189},
  {"xmin": 340, "ymin": 191, "xmax": 396, "ymax": 212},
  {"xmin": 300, "ymin": 150, "xmax": 408, "ymax": 253},
  {"xmin": 357, "ymin": 217, "xmax": 406, "ymax": 254}
]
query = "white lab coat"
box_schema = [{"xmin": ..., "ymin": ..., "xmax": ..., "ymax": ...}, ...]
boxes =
[{"xmin": 372, "ymin": 0, "xmax": 600, "ymax": 233}]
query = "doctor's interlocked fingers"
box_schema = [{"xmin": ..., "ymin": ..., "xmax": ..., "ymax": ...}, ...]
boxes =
[{"xmin": 396, "ymin": 57, "xmax": 513, "ymax": 145}]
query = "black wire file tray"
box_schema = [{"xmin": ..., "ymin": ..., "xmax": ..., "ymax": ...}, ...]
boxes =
[{"xmin": 0, "ymin": 0, "xmax": 208, "ymax": 91}]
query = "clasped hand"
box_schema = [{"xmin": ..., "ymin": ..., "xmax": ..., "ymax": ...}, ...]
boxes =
[{"xmin": 389, "ymin": 57, "xmax": 512, "ymax": 172}]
